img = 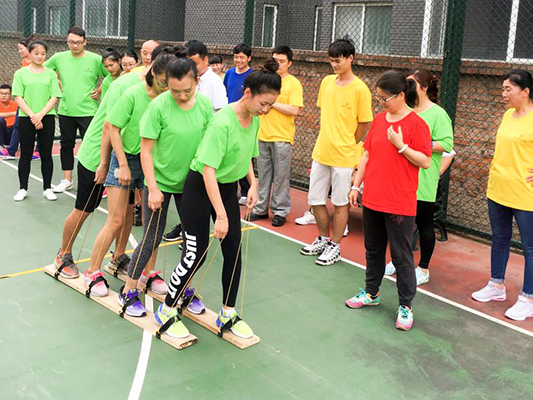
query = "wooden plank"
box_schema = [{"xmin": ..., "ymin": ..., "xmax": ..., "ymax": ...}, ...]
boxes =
[
  {"xmin": 104, "ymin": 265, "xmax": 260, "ymax": 349},
  {"xmin": 43, "ymin": 264, "xmax": 197, "ymax": 350}
]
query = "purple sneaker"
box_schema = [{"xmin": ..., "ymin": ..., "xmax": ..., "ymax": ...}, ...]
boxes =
[
  {"xmin": 118, "ymin": 287, "xmax": 146, "ymax": 317},
  {"xmin": 184, "ymin": 287, "xmax": 205, "ymax": 315}
]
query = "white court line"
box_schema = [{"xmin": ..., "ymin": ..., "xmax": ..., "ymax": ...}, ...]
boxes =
[
  {"xmin": 0, "ymin": 158, "xmax": 152, "ymax": 400},
  {"xmin": 243, "ymin": 220, "xmax": 533, "ymax": 339}
]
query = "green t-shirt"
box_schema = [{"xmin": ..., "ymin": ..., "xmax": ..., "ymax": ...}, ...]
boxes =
[
  {"xmin": 140, "ymin": 91, "xmax": 213, "ymax": 193},
  {"xmin": 191, "ymin": 105, "xmax": 260, "ymax": 183},
  {"xmin": 11, "ymin": 67, "xmax": 62, "ymax": 117},
  {"xmin": 45, "ymin": 50, "xmax": 108, "ymax": 117},
  {"xmin": 100, "ymin": 74, "xmax": 117, "ymax": 100},
  {"xmin": 77, "ymin": 72, "xmax": 142, "ymax": 172},
  {"xmin": 106, "ymin": 82, "xmax": 151, "ymax": 155},
  {"xmin": 417, "ymin": 104, "xmax": 454, "ymax": 202}
]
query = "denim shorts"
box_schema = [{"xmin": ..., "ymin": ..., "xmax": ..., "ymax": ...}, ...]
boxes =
[{"xmin": 105, "ymin": 150, "xmax": 144, "ymax": 191}]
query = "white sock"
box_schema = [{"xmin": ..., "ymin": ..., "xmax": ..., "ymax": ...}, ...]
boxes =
[
  {"xmin": 320, "ymin": 236, "xmax": 331, "ymax": 241},
  {"xmin": 162, "ymin": 303, "xmax": 172, "ymax": 313},
  {"xmin": 222, "ymin": 307, "xmax": 235, "ymax": 317}
]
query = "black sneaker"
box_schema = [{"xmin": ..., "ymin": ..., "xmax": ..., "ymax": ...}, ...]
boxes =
[
  {"xmin": 248, "ymin": 213, "xmax": 268, "ymax": 222},
  {"xmin": 271, "ymin": 215, "xmax": 286, "ymax": 227},
  {"xmin": 163, "ymin": 224, "xmax": 182, "ymax": 242},
  {"xmin": 133, "ymin": 205, "xmax": 142, "ymax": 226}
]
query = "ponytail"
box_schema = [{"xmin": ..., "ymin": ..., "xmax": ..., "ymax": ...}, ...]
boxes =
[
  {"xmin": 243, "ymin": 58, "xmax": 281, "ymax": 96},
  {"xmin": 407, "ymin": 68, "xmax": 440, "ymax": 103}
]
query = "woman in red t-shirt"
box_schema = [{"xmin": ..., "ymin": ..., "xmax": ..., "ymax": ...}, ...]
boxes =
[{"xmin": 345, "ymin": 70, "xmax": 431, "ymax": 331}]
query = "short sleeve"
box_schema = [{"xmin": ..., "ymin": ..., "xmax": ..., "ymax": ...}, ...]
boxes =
[
  {"xmin": 106, "ymin": 91, "xmax": 134, "ymax": 128},
  {"xmin": 105, "ymin": 85, "xmax": 124, "ymax": 114},
  {"xmin": 411, "ymin": 118, "xmax": 432, "ymax": 157},
  {"xmin": 356, "ymin": 84, "xmax": 373, "ymax": 123},
  {"xmin": 432, "ymin": 108, "xmax": 454, "ymax": 152},
  {"xmin": 288, "ymin": 79, "xmax": 304, "ymax": 108},
  {"xmin": 139, "ymin": 101, "xmax": 163, "ymax": 140},
  {"xmin": 44, "ymin": 54, "xmax": 57, "ymax": 71},
  {"xmin": 100, "ymin": 60, "xmax": 109, "ymax": 78},
  {"xmin": 252, "ymin": 138, "xmax": 259, "ymax": 158},
  {"xmin": 195, "ymin": 118, "xmax": 228, "ymax": 170},
  {"xmin": 316, "ymin": 78, "xmax": 325, "ymax": 108},
  {"xmin": 49, "ymin": 70, "xmax": 62, "ymax": 98},
  {"xmin": 11, "ymin": 70, "xmax": 24, "ymax": 98},
  {"xmin": 223, "ymin": 71, "xmax": 230, "ymax": 91},
  {"xmin": 211, "ymin": 79, "xmax": 228, "ymax": 110}
]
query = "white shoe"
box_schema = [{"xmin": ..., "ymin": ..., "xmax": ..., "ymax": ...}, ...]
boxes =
[
  {"xmin": 52, "ymin": 179, "xmax": 73, "ymax": 193},
  {"xmin": 415, "ymin": 267, "xmax": 430, "ymax": 286},
  {"xmin": 343, "ymin": 225, "xmax": 349, "ymax": 237},
  {"xmin": 238, "ymin": 196, "xmax": 247, "ymax": 206},
  {"xmin": 43, "ymin": 189, "xmax": 57, "ymax": 201},
  {"xmin": 13, "ymin": 189, "xmax": 28, "ymax": 202},
  {"xmin": 505, "ymin": 295, "xmax": 533, "ymax": 321},
  {"xmin": 384, "ymin": 261, "xmax": 396, "ymax": 276},
  {"xmin": 315, "ymin": 241, "xmax": 341, "ymax": 266},
  {"xmin": 295, "ymin": 210, "xmax": 316, "ymax": 225},
  {"xmin": 471, "ymin": 281, "xmax": 506, "ymax": 303}
]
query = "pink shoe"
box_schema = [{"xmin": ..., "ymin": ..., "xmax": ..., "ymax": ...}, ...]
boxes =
[
  {"xmin": 0, "ymin": 148, "xmax": 16, "ymax": 159},
  {"xmin": 32, "ymin": 151, "xmax": 40, "ymax": 161},
  {"xmin": 139, "ymin": 270, "xmax": 168, "ymax": 295},
  {"xmin": 83, "ymin": 270, "xmax": 109, "ymax": 297}
]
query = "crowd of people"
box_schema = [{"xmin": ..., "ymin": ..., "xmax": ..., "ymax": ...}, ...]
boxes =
[{"xmin": 1, "ymin": 26, "xmax": 532, "ymax": 336}]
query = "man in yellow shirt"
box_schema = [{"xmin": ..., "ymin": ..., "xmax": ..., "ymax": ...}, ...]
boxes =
[
  {"xmin": 300, "ymin": 39, "xmax": 373, "ymax": 266},
  {"xmin": 130, "ymin": 39, "xmax": 160, "ymax": 73},
  {"xmin": 249, "ymin": 45, "xmax": 303, "ymax": 227}
]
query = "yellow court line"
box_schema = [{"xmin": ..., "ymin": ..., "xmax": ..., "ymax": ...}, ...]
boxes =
[{"xmin": 0, "ymin": 226, "xmax": 259, "ymax": 279}]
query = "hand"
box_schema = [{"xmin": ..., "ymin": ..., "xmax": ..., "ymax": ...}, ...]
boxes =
[
  {"xmin": 134, "ymin": 189, "xmax": 142, "ymax": 206},
  {"xmin": 148, "ymin": 187, "xmax": 164, "ymax": 211},
  {"xmin": 527, "ymin": 169, "xmax": 533, "ymax": 185},
  {"xmin": 117, "ymin": 165, "xmax": 131, "ymax": 187},
  {"xmin": 30, "ymin": 112, "xmax": 44, "ymax": 125},
  {"xmin": 387, "ymin": 125, "xmax": 404, "ymax": 150},
  {"xmin": 34, "ymin": 121, "xmax": 43, "ymax": 130},
  {"xmin": 349, "ymin": 189, "xmax": 359, "ymax": 208},
  {"xmin": 213, "ymin": 216, "xmax": 229, "ymax": 239},
  {"xmin": 90, "ymin": 89, "xmax": 99, "ymax": 100},
  {"xmin": 94, "ymin": 163, "xmax": 109, "ymax": 184},
  {"xmin": 246, "ymin": 185, "xmax": 258, "ymax": 209}
]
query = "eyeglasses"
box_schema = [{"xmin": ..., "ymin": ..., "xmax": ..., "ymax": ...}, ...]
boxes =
[
  {"xmin": 373, "ymin": 93, "xmax": 398, "ymax": 103},
  {"xmin": 0, "ymin": 92, "xmax": 11, "ymax": 96},
  {"xmin": 122, "ymin": 62, "xmax": 137, "ymax": 68},
  {"xmin": 67, "ymin": 40, "xmax": 84, "ymax": 46}
]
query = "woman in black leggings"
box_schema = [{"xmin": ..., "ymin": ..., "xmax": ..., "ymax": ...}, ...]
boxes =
[
  {"xmin": 154, "ymin": 60, "xmax": 282, "ymax": 340},
  {"xmin": 12, "ymin": 40, "xmax": 61, "ymax": 202}
]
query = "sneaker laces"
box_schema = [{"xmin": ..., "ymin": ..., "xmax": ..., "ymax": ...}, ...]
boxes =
[{"xmin": 398, "ymin": 306, "xmax": 410, "ymax": 319}]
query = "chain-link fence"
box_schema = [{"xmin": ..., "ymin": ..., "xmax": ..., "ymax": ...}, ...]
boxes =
[{"xmin": 0, "ymin": 0, "xmax": 530, "ymax": 245}]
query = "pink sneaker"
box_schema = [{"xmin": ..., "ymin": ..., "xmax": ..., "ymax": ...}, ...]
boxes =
[
  {"xmin": 139, "ymin": 270, "xmax": 168, "ymax": 295},
  {"xmin": 396, "ymin": 306, "xmax": 414, "ymax": 331},
  {"xmin": 32, "ymin": 151, "xmax": 40, "ymax": 161},
  {"xmin": 83, "ymin": 270, "xmax": 109, "ymax": 297},
  {"xmin": 0, "ymin": 148, "xmax": 16, "ymax": 159}
]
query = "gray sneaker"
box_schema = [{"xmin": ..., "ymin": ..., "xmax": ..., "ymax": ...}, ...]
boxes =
[
  {"xmin": 316, "ymin": 241, "xmax": 341, "ymax": 266},
  {"xmin": 300, "ymin": 237, "xmax": 329, "ymax": 256},
  {"xmin": 471, "ymin": 281, "xmax": 506, "ymax": 303}
]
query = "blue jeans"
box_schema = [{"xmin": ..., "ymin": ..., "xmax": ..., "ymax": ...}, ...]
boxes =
[
  {"xmin": 5, "ymin": 111, "xmax": 40, "ymax": 156},
  {"xmin": 488, "ymin": 198, "xmax": 533, "ymax": 297}
]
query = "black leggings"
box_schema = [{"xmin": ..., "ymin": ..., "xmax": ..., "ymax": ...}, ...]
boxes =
[
  {"xmin": 165, "ymin": 171, "xmax": 242, "ymax": 309},
  {"xmin": 415, "ymin": 200, "xmax": 435, "ymax": 269},
  {"xmin": 128, "ymin": 189, "xmax": 181, "ymax": 280},
  {"xmin": 363, "ymin": 206, "xmax": 416, "ymax": 308},
  {"xmin": 18, "ymin": 115, "xmax": 55, "ymax": 190},
  {"xmin": 58, "ymin": 115, "xmax": 92, "ymax": 171}
]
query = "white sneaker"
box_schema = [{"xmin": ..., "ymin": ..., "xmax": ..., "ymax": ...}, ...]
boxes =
[
  {"xmin": 316, "ymin": 241, "xmax": 341, "ymax": 266},
  {"xmin": 505, "ymin": 295, "xmax": 533, "ymax": 321},
  {"xmin": 13, "ymin": 189, "xmax": 28, "ymax": 202},
  {"xmin": 384, "ymin": 261, "xmax": 396, "ymax": 276},
  {"xmin": 295, "ymin": 210, "xmax": 316, "ymax": 225},
  {"xmin": 52, "ymin": 179, "xmax": 73, "ymax": 193},
  {"xmin": 43, "ymin": 189, "xmax": 57, "ymax": 201},
  {"xmin": 471, "ymin": 281, "xmax": 506, "ymax": 303},
  {"xmin": 415, "ymin": 267, "xmax": 430, "ymax": 286},
  {"xmin": 300, "ymin": 236, "xmax": 328, "ymax": 256},
  {"xmin": 238, "ymin": 196, "xmax": 247, "ymax": 206},
  {"xmin": 343, "ymin": 225, "xmax": 349, "ymax": 237}
]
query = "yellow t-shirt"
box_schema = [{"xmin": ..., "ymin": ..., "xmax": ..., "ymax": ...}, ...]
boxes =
[
  {"xmin": 312, "ymin": 75, "xmax": 373, "ymax": 168},
  {"xmin": 487, "ymin": 108, "xmax": 533, "ymax": 211},
  {"xmin": 258, "ymin": 74, "xmax": 303, "ymax": 144},
  {"xmin": 130, "ymin": 66, "xmax": 145, "ymax": 73}
]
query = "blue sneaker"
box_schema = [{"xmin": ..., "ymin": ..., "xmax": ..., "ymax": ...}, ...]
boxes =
[
  {"xmin": 118, "ymin": 288, "xmax": 146, "ymax": 317},
  {"xmin": 184, "ymin": 287, "xmax": 205, "ymax": 314}
]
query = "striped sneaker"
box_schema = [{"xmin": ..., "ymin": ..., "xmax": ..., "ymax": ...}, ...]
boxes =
[{"xmin": 345, "ymin": 289, "xmax": 380, "ymax": 308}]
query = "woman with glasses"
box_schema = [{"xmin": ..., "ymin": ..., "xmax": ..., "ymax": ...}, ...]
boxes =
[
  {"xmin": 122, "ymin": 49, "xmax": 139, "ymax": 74},
  {"xmin": 345, "ymin": 70, "xmax": 431, "ymax": 331}
]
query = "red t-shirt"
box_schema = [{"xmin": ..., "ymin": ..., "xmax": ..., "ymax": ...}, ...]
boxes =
[
  {"xmin": 363, "ymin": 111, "xmax": 431, "ymax": 216},
  {"xmin": 0, "ymin": 100, "xmax": 18, "ymax": 127}
]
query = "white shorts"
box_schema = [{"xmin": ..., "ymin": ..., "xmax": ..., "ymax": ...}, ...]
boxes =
[{"xmin": 308, "ymin": 161, "xmax": 353, "ymax": 207}]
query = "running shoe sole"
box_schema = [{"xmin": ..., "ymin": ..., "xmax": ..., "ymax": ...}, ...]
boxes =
[
  {"xmin": 315, "ymin": 256, "xmax": 340, "ymax": 266},
  {"xmin": 471, "ymin": 294, "xmax": 506, "ymax": 303},
  {"xmin": 117, "ymin": 293, "xmax": 147, "ymax": 317}
]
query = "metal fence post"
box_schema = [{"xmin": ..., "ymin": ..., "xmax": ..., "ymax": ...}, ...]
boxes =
[
  {"xmin": 69, "ymin": 0, "xmax": 76, "ymax": 28},
  {"xmin": 128, "ymin": 0, "xmax": 137, "ymax": 50},
  {"xmin": 243, "ymin": 0, "xmax": 255, "ymax": 45},
  {"xmin": 23, "ymin": 0, "xmax": 33, "ymax": 37}
]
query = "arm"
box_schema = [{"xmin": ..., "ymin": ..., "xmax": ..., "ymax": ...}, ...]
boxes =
[
  {"xmin": 431, "ymin": 141, "xmax": 446, "ymax": 154},
  {"xmin": 30, "ymin": 97, "xmax": 58, "ymax": 126},
  {"xmin": 94, "ymin": 122, "xmax": 113, "ymax": 183},
  {"xmin": 108, "ymin": 123, "xmax": 131, "ymax": 186},
  {"xmin": 439, "ymin": 154, "xmax": 455, "ymax": 175},
  {"xmin": 14, "ymin": 96, "xmax": 34, "ymax": 118},
  {"xmin": 387, "ymin": 126, "xmax": 431, "ymax": 169},
  {"xmin": 140, "ymin": 137, "xmax": 164, "ymax": 210},
  {"xmin": 0, "ymin": 111, "xmax": 17, "ymax": 118},
  {"xmin": 355, "ymin": 121, "xmax": 371, "ymax": 143},
  {"xmin": 271, "ymin": 102, "xmax": 302, "ymax": 117},
  {"xmin": 349, "ymin": 150, "xmax": 368, "ymax": 207},
  {"xmin": 203, "ymin": 165, "xmax": 228, "ymax": 239}
]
